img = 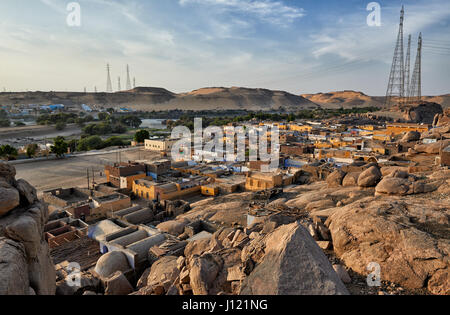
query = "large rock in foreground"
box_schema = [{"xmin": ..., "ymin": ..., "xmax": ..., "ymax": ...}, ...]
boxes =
[
  {"xmin": 358, "ymin": 166, "xmax": 382, "ymax": 187},
  {"xmin": 240, "ymin": 222, "xmax": 349, "ymax": 295},
  {"xmin": 0, "ymin": 162, "xmax": 55, "ymax": 295},
  {"xmin": 327, "ymin": 196, "xmax": 450, "ymax": 295},
  {"xmin": 0, "ymin": 238, "xmax": 30, "ymax": 295}
]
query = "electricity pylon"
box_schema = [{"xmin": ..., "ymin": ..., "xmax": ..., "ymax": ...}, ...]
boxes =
[{"xmin": 385, "ymin": 6, "xmax": 405, "ymax": 107}]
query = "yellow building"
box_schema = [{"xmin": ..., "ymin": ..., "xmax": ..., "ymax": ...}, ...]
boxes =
[
  {"xmin": 386, "ymin": 123, "xmax": 430, "ymax": 135},
  {"xmin": 133, "ymin": 178, "xmax": 204, "ymax": 201},
  {"xmin": 316, "ymin": 149, "xmax": 352, "ymax": 160},
  {"xmin": 273, "ymin": 123, "xmax": 288, "ymax": 130},
  {"xmin": 359, "ymin": 130, "xmax": 374, "ymax": 136},
  {"xmin": 358, "ymin": 125, "xmax": 375, "ymax": 131},
  {"xmin": 373, "ymin": 130, "xmax": 392, "ymax": 141},
  {"xmin": 201, "ymin": 185, "xmax": 220, "ymax": 196},
  {"xmin": 245, "ymin": 172, "xmax": 283, "ymax": 191},
  {"xmin": 145, "ymin": 139, "xmax": 177, "ymax": 152},
  {"xmin": 315, "ymin": 141, "xmax": 332, "ymax": 149},
  {"xmin": 120, "ymin": 173, "xmax": 147, "ymax": 190},
  {"xmin": 289, "ymin": 124, "xmax": 313, "ymax": 132},
  {"xmin": 88, "ymin": 194, "xmax": 132, "ymax": 222}
]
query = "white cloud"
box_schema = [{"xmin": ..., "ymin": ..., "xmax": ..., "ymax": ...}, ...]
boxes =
[{"xmin": 179, "ymin": 0, "xmax": 305, "ymax": 25}]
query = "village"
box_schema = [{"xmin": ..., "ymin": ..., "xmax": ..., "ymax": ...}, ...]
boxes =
[
  {"xmin": 0, "ymin": 1, "xmax": 449, "ymax": 300},
  {"xmin": 7, "ymin": 108, "xmax": 443, "ymax": 295}
]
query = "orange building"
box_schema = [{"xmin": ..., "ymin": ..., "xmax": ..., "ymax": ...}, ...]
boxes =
[
  {"xmin": 245, "ymin": 172, "xmax": 283, "ymax": 191},
  {"xmin": 386, "ymin": 123, "xmax": 430, "ymax": 135}
]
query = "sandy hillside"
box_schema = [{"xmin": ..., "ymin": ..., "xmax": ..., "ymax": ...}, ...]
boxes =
[
  {"xmin": 301, "ymin": 91, "xmax": 385, "ymax": 109},
  {"xmin": 302, "ymin": 90, "xmax": 450, "ymax": 109},
  {"xmin": 0, "ymin": 87, "xmax": 318, "ymax": 112}
]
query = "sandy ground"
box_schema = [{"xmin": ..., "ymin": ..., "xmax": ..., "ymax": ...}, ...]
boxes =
[{"xmin": 15, "ymin": 147, "xmax": 162, "ymax": 193}]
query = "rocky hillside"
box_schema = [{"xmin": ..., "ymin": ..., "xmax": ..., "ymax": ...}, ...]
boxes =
[
  {"xmin": 301, "ymin": 91, "xmax": 385, "ymax": 109},
  {"xmin": 302, "ymin": 91, "xmax": 450, "ymax": 109},
  {"xmin": 0, "ymin": 87, "xmax": 318, "ymax": 112},
  {"xmin": 2, "ymin": 88, "xmax": 448, "ymax": 111},
  {"xmin": 0, "ymin": 162, "xmax": 55, "ymax": 295}
]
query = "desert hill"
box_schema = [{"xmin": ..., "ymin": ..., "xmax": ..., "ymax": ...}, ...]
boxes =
[
  {"xmin": 1, "ymin": 88, "xmax": 448, "ymax": 112},
  {"xmin": 0, "ymin": 87, "xmax": 317, "ymax": 112},
  {"xmin": 302, "ymin": 90, "xmax": 450, "ymax": 109},
  {"xmin": 425, "ymin": 94, "xmax": 450, "ymax": 108},
  {"xmin": 302, "ymin": 91, "xmax": 385, "ymax": 109}
]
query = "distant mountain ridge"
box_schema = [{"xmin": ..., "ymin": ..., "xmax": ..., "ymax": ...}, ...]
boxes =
[
  {"xmin": 0, "ymin": 87, "xmax": 448, "ymax": 111},
  {"xmin": 0, "ymin": 87, "xmax": 318, "ymax": 112},
  {"xmin": 302, "ymin": 90, "xmax": 450, "ymax": 109}
]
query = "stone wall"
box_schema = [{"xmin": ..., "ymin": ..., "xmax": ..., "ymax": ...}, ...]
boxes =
[{"xmin": 0, "ymin": 162, "xmax": 56, "ymax": 295}]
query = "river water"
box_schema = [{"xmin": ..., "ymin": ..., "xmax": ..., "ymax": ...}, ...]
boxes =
[{"xmin": 140, "ymin": 119, "xmax": 167, "ymax": 129}]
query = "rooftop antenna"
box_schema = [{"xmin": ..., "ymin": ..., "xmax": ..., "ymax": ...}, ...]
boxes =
[
  {"xmin": 385, "ymin": 6, "xmax": 405, "ymax": 108},
  {"xmin": 126, "ymin": 65, "xmax": 132, "ymax": 90},
  {"xmin": 106, "ymin": 63, "xmax": 113, "ymax": 93}
]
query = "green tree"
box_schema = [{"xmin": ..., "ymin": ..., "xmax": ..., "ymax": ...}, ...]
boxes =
[
  {"xmin": 134, "ymin": 130, "xmax": 150, "ymax": 143},
  {"xmin": 51, "ymin": 136, "xmax": 69, "ymax": 158},
  {"xmin": 68, "ymin": 139, "xmax": 78, "ymax": 153},
  {"xmin": 0, "ymin": 119, "xmax": 10, "ymax": 127},
  {"xmin": 98, "ymin": 112, "xmax": 110, "ymax": 121},
  {"xmin": 55, "ymin": 121, "xmax": 66, "ymax": 131},
  {"xmin": 26, "ymin": 143, "xmax": 39, "ymax": 158},
  {"xmin": 103, "ymin": 136, "xmax": 126, "ymax": 148},
  {"xmin": 120, "ymin": 115, "xmax": 142, "ymax": 128},
  {"xmin": 0, "ymin": 145, "xmax": 18, "ymax": 160},
  {"xmin": 77, "ymin": 136, "xmax": 104, "ymax": 151}
]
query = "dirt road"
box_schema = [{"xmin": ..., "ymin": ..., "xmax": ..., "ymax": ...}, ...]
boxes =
[{"xmin": 15, "ymin": 147, "xmax": 161, "ymax": 193}]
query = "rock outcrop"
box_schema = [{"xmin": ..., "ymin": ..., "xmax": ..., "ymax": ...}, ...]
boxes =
[
  {"xmin": 414, "ymin": 140, "xmax": 450, "ymax": 154},
  {"xmin": 327, "ymin": 170, "xmax": 346, "ymax": 188},
  {"xmin": 240, "ymin": 222, "xmax": 349, "ymax": 295},
  {"xmin": 327, "ymin": 196, "xmax": 450, "ymax": 295},
  {"xmin": 358, "ymin": 165, "xmax": 382, "ymax": 187},
  {"xmin": 401, "ymin": 131, "xmax": 421, "ymax": 142},
  {"xmin": 0, "ymin": 162, "xmax": 56, "ymax": 295},
  {"xmin": 404, "ymin": 102, "xmax": 443, "ymax": 124},
  {"xmin": 433, "ymin": 108, "xmax": 450, "ymax": 127}
]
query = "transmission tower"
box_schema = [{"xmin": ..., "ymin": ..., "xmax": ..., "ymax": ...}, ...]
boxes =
[
  {"xmin": 409, "ymin": 33, "xmax": 423, "ymax": 104},
  {"xmin": 385, "ymin": 6, "xmax": 405, "ymax": 107},
  {"xmin": 405, "ymin": 34, "xmax": 412, "ymax": 102},
  {"xmin": 106, "ymin": 63, "xmax": 113, "ymax": 93},
  {"xmin": 126, "ymin": 65, "xmax": 132, "ymax": 90},
  {"xmin": 118, "ymin": 77, "xmax": 121, "ymax": 91}
]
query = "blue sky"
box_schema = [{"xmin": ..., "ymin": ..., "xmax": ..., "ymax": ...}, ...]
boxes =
[{"xmin": 0, "ymin": 0, "xmax": 449, "ymax": 95}]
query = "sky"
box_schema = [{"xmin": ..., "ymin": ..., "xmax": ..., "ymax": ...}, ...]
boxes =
[{"xmin": 0, "ymin": 0, "xmax": 449, "ymax": 96}]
